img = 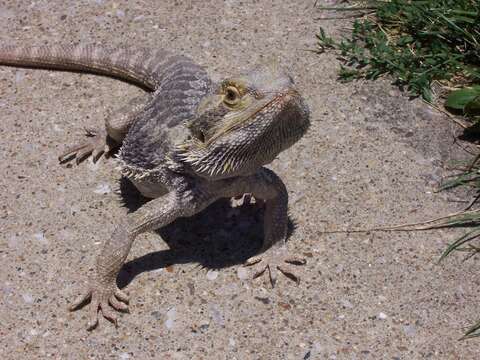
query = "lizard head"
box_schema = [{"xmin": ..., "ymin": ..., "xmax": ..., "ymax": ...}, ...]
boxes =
[{"xmin": 177, "ymin": 62, "xmax": 310, "ymax": 179}]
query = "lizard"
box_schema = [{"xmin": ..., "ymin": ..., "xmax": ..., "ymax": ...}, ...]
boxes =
[{"xmin": 0, "ymin": 44, "xmax": 310, "ymax": 329}]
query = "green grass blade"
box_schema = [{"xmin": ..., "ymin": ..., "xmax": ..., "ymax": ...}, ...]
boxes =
[
  {"xmin": 315, "ymin": 6, "xmax": 378, "ymax": 11},
  {"xmin": 461, "ymin": 320, "xmax": 480, "ymax": 340},
  {"xmin": 439, "ymin": 228, "xmax": 480, "ymax": 262},
  {"xmin": 438, "ymin": 173, "xmax": 480, "ymax": 191}
]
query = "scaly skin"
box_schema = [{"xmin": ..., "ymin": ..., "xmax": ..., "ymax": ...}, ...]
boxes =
[{"xmin": 0, "ymin": 44, "xmax": 310, "ymax": 329}]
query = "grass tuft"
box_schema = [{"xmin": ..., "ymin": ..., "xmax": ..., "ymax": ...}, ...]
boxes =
[{"xmin": 316, "ymin": 0, "xmax": 480, "ymax": 102}]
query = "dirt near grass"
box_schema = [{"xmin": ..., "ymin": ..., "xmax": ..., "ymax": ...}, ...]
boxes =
[{"xmin": 1, "ymin": 1, "xmax": 479, "ymax": 359}]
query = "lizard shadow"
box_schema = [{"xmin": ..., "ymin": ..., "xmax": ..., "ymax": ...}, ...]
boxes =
[{"xmin": 116, "ymin": 177, "xmax": 296, "ymax": 289}]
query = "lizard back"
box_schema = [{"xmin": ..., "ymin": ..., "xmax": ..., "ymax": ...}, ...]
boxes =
[{"xmin": 119, "ymin": 57, "xmax": 212, "ymax": 171}]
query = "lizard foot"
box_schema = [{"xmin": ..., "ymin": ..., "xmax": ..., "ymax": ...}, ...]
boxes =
[
  {"xmin": 59, "ymin": 127, "xmax": 111, "ymax": 164},
  {"xmin": 244, "ymin": 247, "xmax": 306, "ymax": 287},
  {"xmin": 69, "ymin": 282, "xmax": 129, "ymax": 330},
  {"xmin": 231, "ymin": 193, "xmax": 266, "ymax": 209}
]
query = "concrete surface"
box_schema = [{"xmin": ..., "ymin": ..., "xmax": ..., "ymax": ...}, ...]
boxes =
[{"xmin": 1, "ymin": 0, "xmax": 479, "ymax": 359}]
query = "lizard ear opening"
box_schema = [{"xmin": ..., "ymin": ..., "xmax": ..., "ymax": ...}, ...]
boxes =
[
  {"xmin": 186, "ymin": 121, "xmax": 206, "ymax": 143},
  {"xmin": 197, "ymin": 130, "xmax": 205, "ymax": 143},
  {"xmin": 187, "ymin": 94, "xmax": 226, "ymax": 143}
]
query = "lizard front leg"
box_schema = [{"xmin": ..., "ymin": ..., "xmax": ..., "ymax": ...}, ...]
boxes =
[
  {"xmin": 59, "ymin": 94, "xmax": 153, "ymax": 164},
  {"xmin": 69, "ymin": 190, "xmax": 195, "ymax": 330},
  {"xmin": 226, "ymin": 168, "xmax": 306, "ymax": 286}
]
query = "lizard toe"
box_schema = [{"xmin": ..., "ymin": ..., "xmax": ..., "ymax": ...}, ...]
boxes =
[
  {"xmin": 244, "ymin": 256, "xmax": 262, "ymax": 266},
  {"xmin": 58, "ymin": 143, "xmax": 89, "ymax": 163},
  {"xmin": 75, "ymin": 146, "xmax": 94, "ymax": 164},
  {"xmin": 109, "ymin": 295, "xmax": 129, "ymax": 312},
  {"xmin": 71, "ymin": 281, "xmax": 128, "ymax": 329},
  {"xmin": 100, "ymin": 302, "xmax": 118, "ymax": 326},
  {"xmin": 87, "ymin": 294, "xmax": 101, "ymax": 331},
  {"xmin": 277, "ymin": 264, "xmax": 301, "ymax": 285},
  {"xmin": 114, "ymin": 288, "xmax": 129, "ymax": 303},
  {"xmin": 69, "ymin": 288, "xmax": 93, "ymax": 311},
  {"xmin": 244, "ymin": 249, "xmax": 306, "ymax": 287},
  {"xmin": 284, "ymin": 256, "xmax": 307, "ymax": 266},
  {"xmin": 252, "ymin": 264, "xmax": 268, "ymax": 279},
  {"xmin": 59, "ymin": 127, "xmax": 109, "ymax": 164},
  {"xmin": 87, "ymin": 317, "xmax": 99, "ymax": 331},
  {"xmin": 91, "ymin": 148, "xmax": 105, "ymax": 163}
]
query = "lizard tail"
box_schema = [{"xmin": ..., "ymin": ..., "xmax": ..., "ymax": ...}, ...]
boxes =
[{"xmin": 0, "ymin": 44, "xmax": 193, "ymax": 90}]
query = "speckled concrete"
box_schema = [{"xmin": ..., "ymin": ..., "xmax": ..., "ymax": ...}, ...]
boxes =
[{"xmin": 1, "ymin": 1, "xmax": 479, "ymax": 359}]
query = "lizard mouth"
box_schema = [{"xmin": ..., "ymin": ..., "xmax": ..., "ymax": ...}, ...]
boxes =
[{"xmin": 205, "ymin": 89, "xmax": 303, "ymax": 146}]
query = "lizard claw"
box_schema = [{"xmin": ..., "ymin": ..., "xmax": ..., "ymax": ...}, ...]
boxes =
[
  {"xmin": 244, "ymin": 248, "xmax": 306, "ymax": 287},
  {"xmin": 69, "ymin": 282, "xmax": 129, "ymax": 330},
  {"xmin": 59, "ymin": 127, "xmax": 110, "ymax": 164}
]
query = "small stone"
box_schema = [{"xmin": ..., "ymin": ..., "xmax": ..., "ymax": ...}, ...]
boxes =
[
  {"xmin": 24, "ymin": 143, "xmax": 35, "ymax": 152},
  {"xmin": 199, "ymin": 320, "xmax": 210, "ymax": 332},
  {"xmin": 206, "ymin": 270, "xmax": 218, "ymax": 280},
  {"xmin": 377, "ymin": 312, "xmax": 388, "ymax": 320},
  {"xmin": 187, "ymin": 282, "xmax": 195, "ymax": 296},
  {"xmin": 93, "ymin": 183, "xmax": 111, "ymax": 194},
  {"xmin": 237, "ymin": 267, "xmax": 249, "ymax": 280},
  {"xmin": 403, "ymin": 324, "xmax": 416, "ymax": 337},
  {"xmin": 2, "ymin": 284, "xmax": 14, "ymax": 297},
  {"xmin": 15, "ymin": 70, "xmax": 24, "ymax": 84},
  {"xmin": 151, "ymin": 310, "xmax": 162, "ymax": 320},
  {"xmin": 164, "ymin": 307, "xmax": 176, "ymax": 330},
  {"xmin": 22, "ymin": 293, "xmax": 34, "ymax": 304},
  {"xmin": 209, "ymin": 304, "xmax": 225, "ymax": 326},
  {"xmin": 8, "ymin": 235, "xmax": 24, "ymax": 249},
  {"xmin": 118, "ymin": 353, "xmax": 130, "ymax": 360},
  {"xmin": 313, "ymin": 342, "xmax": 322, "ymax": 354},
  {"xmin": 33, "ymin": 232, "xmax": 49, "ymax": 245},
  {"xmin": 339, "ymin": 299, "xmax": 353, "ymax": 309},
  {"xmin": 164, "ymin": 318, "xmax": 175, "ymax": 330}
]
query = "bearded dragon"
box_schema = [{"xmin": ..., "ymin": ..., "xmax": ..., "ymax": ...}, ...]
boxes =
[{"xmin": 0, "ymin": 45, "xmax": 310, "ymax": 329}]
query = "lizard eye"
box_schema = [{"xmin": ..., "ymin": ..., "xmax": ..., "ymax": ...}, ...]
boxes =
[{"xmin": 223, "ymin": 86, "xmax": 241, "ymax": 106}]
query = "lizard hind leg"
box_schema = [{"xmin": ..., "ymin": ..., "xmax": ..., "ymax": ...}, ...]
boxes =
[
  {"xmin": 220, "ymin": 168, "xmax": 307, "ymax": 287},
  {"xmin": 239, "ymin": 168, "xmax": 307, "ymax": 287},
  {"xmin": 59, "ymin": 94, "xmax": 153, "ymax": 164}
]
